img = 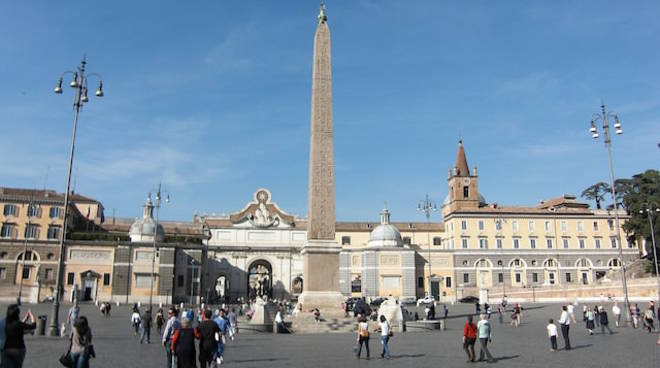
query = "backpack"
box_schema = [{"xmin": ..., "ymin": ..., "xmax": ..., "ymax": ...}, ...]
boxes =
[{"xmin": 358, "ymin": 323, "xmax": 369, "ymax": 338}]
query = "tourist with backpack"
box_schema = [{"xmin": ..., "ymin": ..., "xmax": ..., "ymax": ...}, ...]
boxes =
[{"xmin": 356, "ymin": 315, "xmax": 370, "ymax": 359}]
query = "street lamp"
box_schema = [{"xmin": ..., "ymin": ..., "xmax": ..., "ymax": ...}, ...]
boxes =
[
  {"xmin": 17, "ymin": 196, "xmax": 39, "ymax": 306},
  {"xmin": 418, "ymin": 194, "xmax": 437, "ymax": 299},
  {"xmin": 640, "ymin": 205, "xmax": 660, "ymax": 302},
  {"xmin": 49, "ymin": 56, "xmax": 103, "ymax": 336},
  {"xmin": 149, "ymin": 183, "xmax": 170, "ymax": 313},
  {"xmin": 588, "ymin": 101, "xmax": 630, "ymax": 323}
]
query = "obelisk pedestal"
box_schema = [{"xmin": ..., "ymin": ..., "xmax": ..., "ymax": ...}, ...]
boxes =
[{"xmin": 298, "ymin": 3, "xmax": 344, "ymax": 315}]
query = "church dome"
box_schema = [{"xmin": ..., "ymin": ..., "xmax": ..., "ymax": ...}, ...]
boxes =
[
  {"xmin": 368, "ymin": 208, "xmax": 403, "ymax": 247},
  {"xmin": 129, "ymin": 195, "xmax": 165, "ymax": 243}
]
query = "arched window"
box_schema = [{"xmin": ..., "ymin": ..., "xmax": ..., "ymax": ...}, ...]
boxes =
[
  {"xmin": 608, "ymin": 258, "xmax": 621, "ymax": 268},
  {"xmin": 543, "ymin": 258, "xmax": 559, "ymax": 268}
]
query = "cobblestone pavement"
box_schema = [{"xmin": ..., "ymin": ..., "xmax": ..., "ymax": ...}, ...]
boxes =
[{"xmin": 4, "ymin": 302, "xmax": 660, "ymax": 367}]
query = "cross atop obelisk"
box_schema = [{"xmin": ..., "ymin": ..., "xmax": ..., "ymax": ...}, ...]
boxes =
[
  {"xmin": 307, "ymin": 0, "xmax": 335, "ymax": 241},
  {"xmin": 298, "ymin": 2, "xmax": 344, "ymax": 314}
]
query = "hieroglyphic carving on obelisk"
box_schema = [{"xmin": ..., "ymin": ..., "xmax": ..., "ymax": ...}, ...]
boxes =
[{"xmin": 307, "ymin": 2, "xmax": 335, "ymax": 241}]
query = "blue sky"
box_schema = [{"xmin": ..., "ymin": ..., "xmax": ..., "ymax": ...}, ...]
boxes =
[{"xmin": 1, "ymin": 1, "xmax": 658, "ymax": 222}]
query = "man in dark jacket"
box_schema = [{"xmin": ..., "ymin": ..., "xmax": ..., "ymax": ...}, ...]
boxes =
[
  {"xmin": 195, "ymin": 310, "xmax": 220, "ymax": 368},
  {"xmin": 599, "ymin": 306, "xmax": 613, "ymax": 334},
  {"xmin": 140, "ymin": 309, "xmax": 153, "ymax": 344}
]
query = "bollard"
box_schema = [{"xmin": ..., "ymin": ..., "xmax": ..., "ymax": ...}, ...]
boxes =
[
  {"xmin": 439, "ymin": 320, "xmax": 445, "ymax": 331},
  {"xmin": 36, "ymin": 315, "xmax": 47, "ymax": 336},
  {"xmin": 273, "ymin": 321, "xmax": 279, "ymax": 334}
]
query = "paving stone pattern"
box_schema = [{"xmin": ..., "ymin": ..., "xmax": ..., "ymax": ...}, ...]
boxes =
[{"xmin": 6, "ymin": 303, "xmax": 660, "ymax": 367}]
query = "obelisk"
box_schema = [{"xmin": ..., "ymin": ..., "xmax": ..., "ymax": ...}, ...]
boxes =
[{"xmin": 299, "ymin": 2, "xmax": 344, "ymax": 313}]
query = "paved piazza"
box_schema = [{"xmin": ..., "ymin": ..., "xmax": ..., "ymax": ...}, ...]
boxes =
[{"xmin": 5, "ymin": 302, "xmax": 659, "ymax": 367}]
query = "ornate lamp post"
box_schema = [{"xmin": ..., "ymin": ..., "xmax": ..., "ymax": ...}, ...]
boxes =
[
  {"xmin": 17, "ymin": 195, "xmax": 39, "ymax": 305},
  {"xmin": 149, "ymin": 183, "xmax": 170, "ymax": 313},
  {"xmin": 418, "ymin": 194, "xmax": 437, "ymax": 298},
  {"xmin": 640, "ymin": 205, "xmax": 660, "ymax": 302},
  {"xmin": 588, "ymin": 101, "xmax": 630, "ymax": 323},
  {"xmin": 49, "ymin": 56, "xmax": 103, "ymax": 336}
]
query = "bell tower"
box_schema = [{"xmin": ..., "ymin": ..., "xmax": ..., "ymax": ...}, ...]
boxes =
[{"xmin": 443, "ymin": 139, "xmax": 480, "ymax": 216}]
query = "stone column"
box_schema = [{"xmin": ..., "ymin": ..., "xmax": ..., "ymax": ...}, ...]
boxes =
[{"xmin": 299, "ymin": 5, "xmax": 344, "ymax": 314}]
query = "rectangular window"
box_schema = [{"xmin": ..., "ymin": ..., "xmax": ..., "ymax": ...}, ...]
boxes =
[
  {"xmin": 577, "ymin": 221, "xmax": 584, "ymax": 232},
  {"xmin": 463, "ymin": 186, "xmax": 469, "ymax": 198},
  {"xmin": 546, "ymin": 238, "xmax": 553, "ymax": 249},
  {"xmin": 433, "ymin": 237, "xmax": 442, "ymax": 245},
  {"xmin": 134, "ymin": 274, "xmax": 152, "ymax": 288},
  {"xmin": 417, "ymin": 277, "xmax": 424, "ymax": 288},
  {"xmin": 461, "ymin": 220, "xmax": 467, "ymax": 231},
  {"xmin": 479, "ymin": 238, "xmax": 488, "ymax": 249},
  {"xmin": 24, "ymin": 224, "xmax": 39, "ymax": 239},
  {"xmin": 608, "ymin": 220, "xmax": 614, "ymax": 231},
  {"xmin": 530, "ymin": 238, "xmax": 536, "ymax": 249},
  {"xmin": 103, "ymin": 273, "xmax": 111, "ymax": 285},
  {"xmin": 0, "ymin": 268, "xmax": 5, "ymax": 279},
  {"xmin": 595, "ymin": 238, "xmax": 601, "ymax": 249},
  {"xmin": 451, "ymin": 239, "xmax": 455, "ymax": 249},
  {"xmin": 49, "ymin": 206, "xmax": 63, "ymax": 218},
  {"xmin": 449, "ymin": 222, "xmax": 454, "ymax": 232},
  {"xmin": 462, "ymin": 238, "xmax": 468, "ymax": 249},
  {"xmin": 515, "ymin": 273, "xmax": 521, "ymax": 283},
  {"xmin": 45, "ymin": 268, "xmax": 53, "ymax": 280},
  {"xmin": 496, "ymin": 238, "xmax": 503, "ymax": 249},
  {"xmin": 579, "ymin": 238, "xmax": 585, "ymax": 249},
  {"xmin": 177, "ymin": 274, "xmax": 184, "ymax": 287},
  {"xmin": 563, "ymin": 238, "xmax": 569, "ymax": 249},
  {"xmin": 561, "ymin": 221, "xmax": 568, "ymax": 232},
  {"xmin": 67, "ymin": 272, "xmax": 74, "ymax": 285},
  {"xmin": 47, "ymin": 226, "xmax": 61, "ymax": 240},
  {"xmin": 610, "ymin": 237, "xmax": 617, "ymax": 248},
  {"xmin": 513, "ymin": 238, "xmax": 520, "ymax": 249},
  {"xmin": 403, "ymin": 237, "xmax": 411, "ymax": 245},
  {"xmin": 544, "ymin": 221, "xmax": 551, "ymax": 232},
  {"xmin": 21, "ymin": 267, "xmax": 30, "ymax": 280},
  {"xmin": 512, "ymin": 220, "xmax": 519, "ymax": 232},
  {"xmin": 341, "ymin": 236, "xmax": 351, "ymax": 245},
  {"xmin": 26, "ymin": 205, "xmax": 39, "ymax": 217},
  {"xmin": 593, "ymin": 221, "xmax": 599, "ymax": 231},
  {"xmin": 528, "ymin": 221, "xmax": 535, "ymax": 232},
  {"xmin": 566, "ymin": 273, "xmax": 571, "ymax": 282},
  {"xmin": 351, "ymin": 275, "xmax": 362, "ymax": 293},
  {"xmin": 532, "ymin": 273, "xmax": 538, "ymax": 283},
  {"xmin": 1, "ymin": 223, "xmax": 15, "ymax": 238},
  {"xmin": 495, "ymin": 220, "xmax": 502, "ymax": 231},
  {"xmin": 445, "ymin": 277, "xmax": 452, "ymax": 288},
  {"xmin": 478, "ymin": 220, "xmax": 485, "ymax": 231},
  {"xmin": 498, "ymin": 273, "xmax": 503, "ymax": 283},
  {"xmin": 3, "ymin": 204, "xmax": 17, "ymax": 216},
  {"xmin": 463, "ymin": 273, "xmax": 469, "ymax": 283}
]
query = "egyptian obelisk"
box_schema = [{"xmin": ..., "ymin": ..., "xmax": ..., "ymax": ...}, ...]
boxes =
[{"xmin": 299, "ymin": 2, "xmax": 344, "ymax": 312}]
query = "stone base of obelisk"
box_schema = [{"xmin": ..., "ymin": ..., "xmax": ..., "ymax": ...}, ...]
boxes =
[{"xmin": 298, "ymin": 239, "xmax": 345, "ymax": 317}]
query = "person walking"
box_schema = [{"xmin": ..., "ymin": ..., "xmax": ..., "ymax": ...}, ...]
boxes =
[
  {"xmin": 69, "ymin": 316, "xmax": 94, "ymax": 368},
  {"xmin": 477, "ymin": 314, "xmax": 495, "ymax": 363},
  {"xmin": 227, "ymin": 308, "xmax": 238, "ymax": 341},
  {"xmin": 162, "ymin": 307, "xmax": 181, "ymax": 368},
  {"xmin": 377, "ymin": 315, "xmax": 391, "ymax": 359},
  {"xmin": 632, "ymin": 303, "xmax": 640, "ymax": 329},
  {"xmin": 462, "ymin": 315, "xmax": 477, "ymax": 363},
  {"xmin": 582, "ymin": 305, "xmax": 588, "ymax": 322},
  {"xmin": 547, "ymin": 319, "xmax": 558, "ymax": 352},
  {"xmin": 131, "ymin": 308, "xmax": 141, "ymax": 336},
  {"xmin": 567, "ymin": 304, "xmax": 576, "ymax": 324},
  {"xmin": 140, "ymin": 309, "xmax": 153, "ymax": 344},
  {"xmin": 612, "ymin": 303, "xmax": 621, "ymax": 327},
  {"xmin": 356, "ymin": 315, "xmax": 370, "ymax": 359},
  {"xmin": 593, "ymin": 305, "xmax": 600, "ymax": 327},
  {"xmin": 156, "ymin": 308, "xmax": 165, "ymax": 334},
  {"xmin": 443, "ymin": 304, "xmax": 449, "ymax": 319},
  {"xmin": 3, "ymin": 304, "xmax": 35, "ymax": 368},
  {"xmin": 213, "ymin": 309, "xmax": 229, "ymax": 365},
  {"xmin": 598, "ymin": 306, "xmax": 613, "ymax": 334},
  {"xmin": 559, "ymin": 305, "xmax": 571, "ymax": 350},
  {"xmin": 644, "ymin": 307, "xmax": 656, "ymax": 333},
  {"xmin": 67, "ymin": 300, "xmax": 80, "ymax": 335},
  {"xmin": 194, "ymin": 310, "xmax": 220, "ymax": 368},
  {"xmin": 585, "ymin": 307, "xmax": 595, "ymax": 335},
  {"xmin": 171, "ymin": 317, "xmax": 196, "ymax": 368},
  {"xmin": 497, "ymin": 304, "xmax": 503, "ymax": 324}
]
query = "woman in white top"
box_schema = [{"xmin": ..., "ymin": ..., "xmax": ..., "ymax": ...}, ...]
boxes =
[
  {"xmin": 356, "ymin": 315, "xmax": 370, "ymax": 359},
  {"xmin": 131, "ymin": 310, "xmax": 141, "ymax": 336},
  {"xmin": 377, "ymin": 315, "xmax": 391, "ymax": 359}
]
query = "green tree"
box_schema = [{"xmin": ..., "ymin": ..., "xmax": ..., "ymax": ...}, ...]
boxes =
[
  {"xmin": 621, "ymin": 170, "xmax": 660, "ymax": 272},
  {"xmin": 581, "ymin": 182, "xmax": 611, "ymax": 209}
]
